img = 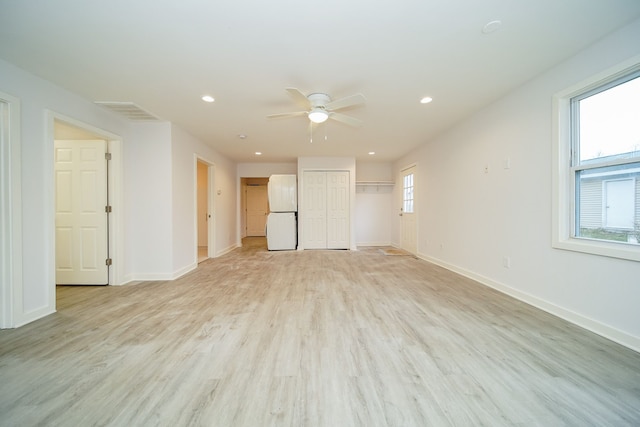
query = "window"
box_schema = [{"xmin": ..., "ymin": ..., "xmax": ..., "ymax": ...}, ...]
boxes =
[
  {"xmin": 553, "ymin": 59, "xmax": 640, "ymax": 261},
  {"xmin": 403, "ymin": 171, "xmax": 414, "ymax": 213}
]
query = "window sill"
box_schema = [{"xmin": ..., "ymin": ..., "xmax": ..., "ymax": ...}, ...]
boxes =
[{"xmin": 552, "ymin": 237, "xmax": 640, "ymax": 262}]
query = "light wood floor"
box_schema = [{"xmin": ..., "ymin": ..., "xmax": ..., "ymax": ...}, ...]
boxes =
[{"xmin": 1, "ymin": 237, "xmax": 639, "ymax": 426}]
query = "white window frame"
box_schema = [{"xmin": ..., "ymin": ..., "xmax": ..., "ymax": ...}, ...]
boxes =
[{"xmin": 552, "ymin": 56, "xmax": 640, "ymax": 262}]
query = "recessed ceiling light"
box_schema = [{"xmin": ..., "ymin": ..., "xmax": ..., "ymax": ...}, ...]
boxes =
[
  {"xmin": 420, "ymin": 97, "xmax": 433, "ymax": 104},
  {"xmin": 238, "ymin": 134, "xmax": 247, "ymax": 139},
  {"xmin": 482, "ymin": 20, "xmax": 502, "ymax": 34},
  {"xmin": 368, "ymin": 151, "xmax": 376, "ymax": 155},
  {"xmin": 255, "ymin": 151, "xmax": 262, "ymax": 156},
  {"xmin": 201, "ymin": 95, "xmax": 215, "ymax": 103}
]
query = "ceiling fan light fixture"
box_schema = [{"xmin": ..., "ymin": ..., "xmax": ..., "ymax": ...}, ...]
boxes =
[{"xmin": 308, "ymin": 108, "xmax": 329, "ymax": 124}]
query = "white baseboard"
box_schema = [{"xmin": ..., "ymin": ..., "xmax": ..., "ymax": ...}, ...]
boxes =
[
  {"xmin": 417, "ymin": 252, "xmax": 640, "ymax": 354},
  {"xmin": 216, "ymin": 244, "xmax": 238, "ymax": 257},
  {"xmin": 356, "ymin": 241, "xmax": 391, "ymax": 247},
  {"xmin": 172, "ymin": 262, "xmax": 197, "ymax": 280},
  {"xmin": 129, "ymin": 265, "xmax": 197, "ymax": 283},
  {"xmin": 15, "ymin": 306, "xmax": 56, "ymax": 328}
]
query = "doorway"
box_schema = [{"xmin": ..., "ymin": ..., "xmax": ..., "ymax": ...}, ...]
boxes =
[
  {"xmin": 1, "ymin": 92, "xmax": 21, "ymax": 328},
  {"xmin": 400, "ymin": 165, "xmax": 417, "ymax": 254},
  {"xmin": 51, "ymin": 116, "xmax": 123, "ymax": 290},
  {"xmin": 54, "ymin": 120, "xmax": 112, "ymax": 285},
  {"xmin": 195, "ymin": 157, "xmax": 215, "ymax": 262},
  {"xmin": 197, "ymin": 160, "xmax": 209, "ymax": 262},
  {"xmin": 246, "ymin": 184, "xmax": 268, "ymax": 236},
  {"xmin": 240, "ymin": 178, "xmax": 269, "ymax": 238}
]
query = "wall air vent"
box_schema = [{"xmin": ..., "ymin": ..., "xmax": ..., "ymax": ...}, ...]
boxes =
[{"xmin": 94, "ymin": 101, "xmax": 160, "ymax": 121}]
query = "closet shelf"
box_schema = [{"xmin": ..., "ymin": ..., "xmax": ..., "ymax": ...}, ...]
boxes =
[{"xmin": 355, "ymin": 181, "xmax": 395, "ymax": 186}]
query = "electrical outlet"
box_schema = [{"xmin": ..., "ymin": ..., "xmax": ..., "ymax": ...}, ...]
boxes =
[{"xmin": 502, "ymin": 256, "xmax": 511, "ymax": 268}]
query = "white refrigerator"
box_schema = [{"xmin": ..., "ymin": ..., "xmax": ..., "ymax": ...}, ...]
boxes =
[{"xmin": 266, "ymin": 174, "xmax": 297, "ymax": 250}]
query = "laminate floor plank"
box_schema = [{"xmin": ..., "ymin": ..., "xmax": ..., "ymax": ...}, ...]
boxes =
[{"xmin": 1, "ymin": 237, "xmax": 639, "ymax": 426}]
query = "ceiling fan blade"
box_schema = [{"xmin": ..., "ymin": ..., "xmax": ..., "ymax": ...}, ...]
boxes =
[
  {"xmin": 325, "ymin": 93, "xmax": 366, "ymax": 111},
  {"xmin": 285, "ymin": 88, "xmax": 311, "ymax": 110},
  {"xmin": 329, "ymin": 112, "xmax": 363, "ymax": 127},
  {"xmin": 267, "ymin": 111, "xmax": 307, "ymax": 119}
]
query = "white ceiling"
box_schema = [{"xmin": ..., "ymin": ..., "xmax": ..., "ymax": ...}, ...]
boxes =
[{"xmin": 2, "ymin": 0, "xmax": 640, "ymax": 163}]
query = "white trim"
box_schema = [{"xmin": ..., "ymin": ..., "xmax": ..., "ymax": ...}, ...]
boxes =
[
  {"xmin": 193, "ymin": 155, "xmax": 216, "ymax": 263},
  {"xmin": 172, "ymin": 262, "xmax": 197, "ymax": 280},
  {"xmin": 418, "ymin": 252, "xmax": 640, "ymax": 354},
  {"xmin": 0, "ymin": 91, "xmax": 22, "ymax": 328},
  {"xmin": 552, "ymin": 55, "xmax": 640, "ymax": 262},
  {"xmin": 216, "ymin": 243, "xmax": 238, "ymax": 257},
  {"xmin": 355, "ymin": 241, "xmax": 392, "ymax": 247},
  {"xmin": 207, "ymin": 163, "xmax": 216, "ymax": 258},
  {"xmin": 578, "ymin": 166, "xmax": 640, "ymax": 179}
]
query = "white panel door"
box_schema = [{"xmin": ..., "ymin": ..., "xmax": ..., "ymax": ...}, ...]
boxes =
[
  {"xmin": 55, "ymin": 140, "xmax": 108, "ymax": 285},
  {"xmin": 302, "ymin": 172, "xmax": 327, "ymax": 249},
  {"xmin": 246, "ymin": 185, "xmax": 268, "ymax": 236},
  {"xmin": 327, "ymin": 171, "xmax": 349, "ymax": 249},
  {"xmin": 400, "ymin": 166, "xmax": 417, "ymax": 254}
]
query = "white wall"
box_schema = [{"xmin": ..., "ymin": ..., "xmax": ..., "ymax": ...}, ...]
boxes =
[
  {"xmin": 126, "ymin": 122, "xmax": 173, "ymax": 280},
  {"xmin": 0, "ymin": 58, "xmax": 132, "ymax": 325},
  {"xmin": 355, "ymin": 162, "xmax": 394, "ymax": 246},
  {"xmin": 237, "ymin": 162, "xmax": 297, "ymax": 177},
  {"xmin": 171, "ymin": 125, "xmax": 237, "ymax": 270},
  {"xmin": 394, "ymin": 19, "xmax": 640, "ymax": 351},
  {"xmin": 0, "ymin": 58, "xmax": 239, "ymax": 327}
]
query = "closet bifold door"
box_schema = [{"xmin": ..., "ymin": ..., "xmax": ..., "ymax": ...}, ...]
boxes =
[
  {"xmin": 302, "ymin": 171, "xmax": 349, "ymax": 249},
  {"xmin": 326, "ymin": 171, "xmax": 349, "ymax": 249}
]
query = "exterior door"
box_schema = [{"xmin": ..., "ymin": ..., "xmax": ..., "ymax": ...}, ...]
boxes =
[
  {"xmin": 327, "ymin": 171, "xmax": 349, "ymax": 249},
  {"xmin": 302, "ymin": 172, "xmax": 327, "ymax": 249},
  {"xmin": 400, "ymin": 166, "xmax": 417, "ymax": 254},
  {"xmin": 246, "ymin": 185, "xmax": 268, "ymax": 236},
  {"xmin": 54, "ymin": 140, "xmax": 108, "ymax": 285}
]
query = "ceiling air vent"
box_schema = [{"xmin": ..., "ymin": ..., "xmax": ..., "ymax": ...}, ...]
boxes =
[{"xmin": 94, "ymin": 101, "xmax": 160, "ymax": 121}]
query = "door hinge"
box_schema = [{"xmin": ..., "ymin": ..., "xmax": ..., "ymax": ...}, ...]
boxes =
[
  {"xmin": 105, "ymin": 205, "xmax": 112, "ymax": 213},
  {"xmin": 105, "ymin": 258, "xmax": 113, "ymax": 266},
  {"xmin": 105, "ymin": 152, "xmax": 112, "ymax": 160}
]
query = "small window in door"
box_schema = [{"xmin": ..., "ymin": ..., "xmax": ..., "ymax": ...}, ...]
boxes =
[{"xmin": 403, "ymin": 172, "xmax": 414, "ymax": 213}]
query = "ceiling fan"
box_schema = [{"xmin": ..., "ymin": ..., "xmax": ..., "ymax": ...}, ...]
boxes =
[{"xmin": 267, "ymin": 88, "xmax": 366, "ymax": 127}]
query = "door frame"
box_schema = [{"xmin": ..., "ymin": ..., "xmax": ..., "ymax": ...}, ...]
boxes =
[
  {"xmin": 0, "ymin": 91, "xmax": 22, "ymax": 328},
  {"xmin": 48, "ymin": 112, "xmax": 124, "ymax": 291},
  {"xmin": 194, "ymin": 155, "xmax": 216, "ymax": 260}
]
